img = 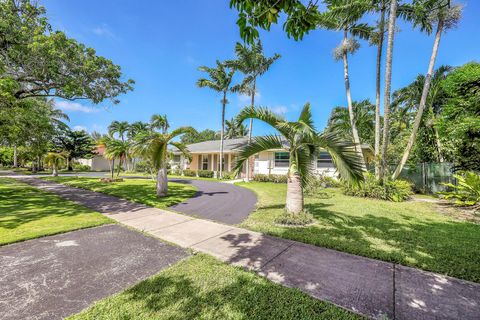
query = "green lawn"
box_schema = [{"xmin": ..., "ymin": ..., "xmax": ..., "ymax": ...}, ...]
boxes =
[
  {"xmin": 0, "ymin": 178, "xmax": 112, "ymax": 245},
  {"xmin": 69, "ymin": 254, "xmax": 361, "ymax": 320},
  {"xmin": 116, "ymin": 172, "xmax": 233, "ymax": 182},
  {"xmin": 238, "ymin": 182, "xmax": 480, "ymax": 283},
  {"xmin": 42, "ymin": 177, "xmax": 197, "ymax": 208}
]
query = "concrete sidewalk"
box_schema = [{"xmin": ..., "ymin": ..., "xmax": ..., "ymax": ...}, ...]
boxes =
[{"xmin": 15, "ymin": 177, "xmax": 480, "ymax": 320}]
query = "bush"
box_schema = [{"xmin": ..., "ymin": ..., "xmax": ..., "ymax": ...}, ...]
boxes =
[
  {"xmin": 439, "ymin": 171, "xmax": 480, "ymax": 207},
  {"xmin": 274, "ymin": 209, "xmax": 314, "ymax": 226},
  {"xmin": 253, "ymin": 174, "xmax": 288, "ymax": 183},
  {"xmin": 134, "ymin": 161, "xmax": 150, "ymax": 173},
  {"xmin": 72, "ymin": 163, "xmax": 90, "ymax": 171},
  {"xmin": 219, "ymin": 171, "xmax": 237, "ymax": 180},
  {"xmin": 342, "ymin": 173, "xmax": 413, "ymax": 202},
  {"xmin": 197, "ymin": 170, "xmax": 214, "ymax": 178},
  {"xmin": 183, "ymin": 169, "xmax": 196, "ymax": 177}
]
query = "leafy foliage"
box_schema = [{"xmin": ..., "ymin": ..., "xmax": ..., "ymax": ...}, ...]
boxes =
[
  {"xmin": 342, "ymin": 172, "xmax": 413, "ymax": 202},
  {"xmin": 180, "ymin": 129, "xmax": 220, "ymax": 145},
  {"xmin": 51, "ymin": 129, "xmax": 95, "ymax": 169},
  {"xmin": 197, "ymin": 170, "xmax": 215, "ymax": 178},
  {"xmin": 439, "ymin": 172, "xmax": 480, "ymax": 207},
  {"xmin": 253, "ymin": 174, "xmax": 288, "ymax": 183}
]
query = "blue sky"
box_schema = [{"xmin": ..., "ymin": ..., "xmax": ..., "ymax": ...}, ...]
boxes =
[{"xmin": 43, "ymin": 0, "xmax": 479, "ymax": 136}]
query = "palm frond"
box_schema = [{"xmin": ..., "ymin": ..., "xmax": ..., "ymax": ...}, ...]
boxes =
[{"xmin": 233, "ymin": 135, "xmax": 284, "ymax": 174}]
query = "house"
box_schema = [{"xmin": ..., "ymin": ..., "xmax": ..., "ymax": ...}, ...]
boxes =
[
  {"xmin": 173, "ymin": 137, "xmax": 373, "ymax": 178},
  {"xmin": 77, "ymin": 145, "xmax": 133, "ymax": 172}
]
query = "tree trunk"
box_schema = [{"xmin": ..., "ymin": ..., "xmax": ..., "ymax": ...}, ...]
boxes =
[
  {"xmin": 342, "ymin": 30, "xmax": 366, "ymax": 171},
  {"xmin": 111, "ymin": 158, "xmax": 115, "ymax": 179},
  {"xmin": 434, "ymin": 125, "xmax": 445, "ymax": 162},
  {"xmin": 285, "ymin": 169, "xmax": 304, "ymax": 214},
  {"xmin": 374, "ymin": 9, "xmax": 385, "ymax": 178},
  {"xmin": 116, "ymin": 158, "xmax": 122, "ymax": 178},
  {"xmin": 392, "ymin": 19, "xmax": 443, "ymax": 180},
  {"xmin": 379, "ymin": 0, "xmax": 398, "ymax": 181},
  {"xmin": 219, "ymin": 92, "xmax": 226, "ymax": 179},
  {"xmin": 67, "ymin": 156, "xmax": 73, "ymax": 171},
  {"xmin": 52, "ymin": 165, "xmax": 58, "ymax": 177},
  {"xmin": 245, "ymin": 78, "xmax": 256, "ymax": 182},
  {"xmin": 156, "ymin": 167, "xmax": 168, "ymax": 197},
  {"xmin": 13, "ymin": 145, "xmax": 18, "ymax": 168}
]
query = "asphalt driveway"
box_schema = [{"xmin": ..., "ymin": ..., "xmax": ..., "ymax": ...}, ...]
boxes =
[
  {"xmin": 169, "ymin": 179, "xmax": 257, "ymax": 225},
  {"xmin": 0, "ymin": 224, "xmax": 188, "ymax": 320}
]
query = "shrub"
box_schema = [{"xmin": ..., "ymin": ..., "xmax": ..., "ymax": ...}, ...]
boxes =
[
  {"xmin": 274, "ymin": 209, "xmax": 314, "ymax": 226},
  {"xmin": 72, "ymin": 163, "xmax": 90, "ymax": 171},
  {"xmin": 219, "ymin": 171, "xmax": 237, "ymax": 180},
  {"xmin": 253, "ymin": 174, "xmax": 288, "ymax": 183},
  {"xmin": 438, "ymin": 171, "xmax": 480, "ymax": 207},
  {"xmin": 342, "ymin": 173, "xmax": 413, "ymax": 202},
  {"xmin": 183, "ymin": 169, "xmax": 196, "ymax": 177},
  {"xmin": 134, "ymin": 161, "xmax": 150, "ymax": 173},
  {"xmin": 197, "ymin": 170, "xmax": 214, "ymax": 178}
]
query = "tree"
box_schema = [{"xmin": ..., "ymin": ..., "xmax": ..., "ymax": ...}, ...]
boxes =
[
  {"xmin": 128, "ymin": 121, "xmax": 150, "ymax": 139},
  {"xmin": 44, "ymin": 152, "xmax": 65, "ymax": 176},
  {"xmin": 108, "ymin": 121, "xmax": 130, "ymax": 141},
  {"xmin": 319, "ymin": 1, "xmax": 372, "ymax": 169},
  {"xmin": 197, "ymin": 61, "xmax": 235, "ymax": 178},
  {"xmin": 180, "ymin": 129, "xmax": 220, "ymax": 145},
  {"xmin": 150, "ymin": 114, "xmax": 170, "ymax": 134},
  {"xmin": 234, "ymin": 104, "xmax": 363, "ymax": 214},
  {"xmin": 52, "ymin": 129, "xmax": 95, "ymax": 171},
  {"xmin": 132, "ymin": 126, "xmax": 195, "ymax": 197},
  {"xmin": 393, "ymin": 1, "xmax": 462, "ymax": 179},
  {"xmin": 103, "ymin": 137, "xmax": 129, "ymax": 178},
  {"xmin": 0, "ymin": 0, "xmax": 134, "ymax": 107},
  {"xmin": 326, "ymin": 100, "xmax": 375, "ymax": 147},
  {"xmin": 437, "ymin": 62, "xmax": 480, "ymax": 172},
  {"xmin": 225, "ymin": 118, "xmax": 249, "ymax": 139}
]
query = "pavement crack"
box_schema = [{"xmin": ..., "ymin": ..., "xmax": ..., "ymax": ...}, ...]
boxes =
[{"xmin": 260, "ymin": 242, "xmax": 295, "ymax": 269}]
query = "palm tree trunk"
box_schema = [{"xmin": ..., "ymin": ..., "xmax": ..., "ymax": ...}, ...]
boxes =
[
  {"xmin": 220, "ymin": 92, "xmax": 226, "ymax": 179},
  {"xmin": 13, "ymin": 145, "xmax": 18, "ymax": 167},
  {"xmin": 434, "ymin": 125, "xmax": 445, "ymax": 162},
  {"xmin": 52, "ymin": 164, "xmax": 58, "ymax": 177},
  {"xmin": 116, "ymin": 158, "xmax": 122, "ymax": 178},
  {"xmin": 392, "ymin": 18, "xmax": 443, "ymax": 180},
  {"xmin": 286, "ymin": 169, "xmax": 304, "ymax": 214},
  {"xmin": 342, "ymin": 30, "xmax": 366, "ymax": 170},
  {"xmin": 111, "ymin": 158, "xmax": 115, "ymax": 179},
  {"xmin": 156, "ymin": 166, "xmax": 168, "ymax": 197},
  {"xmin": 374, "ymin": 9, "xmax": 385, "ymax": 178},
  {"xmin": 245, "ymin": 78, "xmax": 256, "ymax": 182},
  {"xmin": 379, "ymin": 0, "xmax": 398, "ymax": 181}
]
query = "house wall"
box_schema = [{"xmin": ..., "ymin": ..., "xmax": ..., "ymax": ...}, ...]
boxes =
[{"xmin": 77, "ymin": 155, "xmax": 132, "ymax": 172}]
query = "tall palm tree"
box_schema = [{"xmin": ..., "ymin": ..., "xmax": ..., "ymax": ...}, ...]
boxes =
[
  {"xmin": 128, "ymin": 121, "xmax": 150, "ymax": 139},
  {"xmin": 226, "ymin": 41, "xmax": 281, "ymax": 181},
  {"xmin": 44, "ymin": 152, "xmax": 65, "ymax": 177},
  {"xmin": 132, "ymin": 126, "xmax": 195, "ymax": 197},
  {"xmin": 197, "ymin": 60, "xmax": 235, "ymax": 178},
  {"xmin": 327, "ymin": 100, "xmax": 376, "ymax": 147},
  {"xmin": 319, "ymin": 1, "xmax": 372, "ymax": 170},
  {"xmin": 103, "ymin": 137, "xmax": 130, "ymax": 178},
  {"xmin": 234, "ymin": 104, "xmax": 363, "ymax": 214},
  {"xmin": 225, "ymin": 117, "xmax": 249, "ymax": 139},
  {"xmin": 392, "ymin": 2, "xmax": 462, "ymax": 179},
  {"xmin": 108, "ymin": 121, "xmax": 129, "ymax": 142},
  {"xmin": 150, "ymin": 115, "xmax": 170, "ymax": 134}
]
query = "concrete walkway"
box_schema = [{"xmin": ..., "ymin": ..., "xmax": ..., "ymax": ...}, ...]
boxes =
[
  {"xmin": 13, "ymin": 177, "xmax": 480, "ymax": 320},
  {"xmin": 0, "ymin": 225, "xmax": 188, "ymax": 320}
]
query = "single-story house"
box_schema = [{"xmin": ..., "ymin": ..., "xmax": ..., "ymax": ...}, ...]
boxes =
[
  {"xmin": 172, "ymin": 137, "xmax": 373, "ymax": 178},
  {"xmin": 77, "ymin": 145, "xmax": 133, "ymax": 172}
]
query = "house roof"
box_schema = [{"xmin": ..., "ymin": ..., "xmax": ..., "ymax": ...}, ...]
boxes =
[{"xmin": 183, "ymin": 137, "xmax": 250, "ymax": 153}]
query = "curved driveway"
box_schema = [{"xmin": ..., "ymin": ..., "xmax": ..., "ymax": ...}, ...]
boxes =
[{"xmin": 168, "ymin": 179, "xmax": 257, "ymax": 225}]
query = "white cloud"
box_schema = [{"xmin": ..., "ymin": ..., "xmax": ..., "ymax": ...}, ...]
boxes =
[
  {"xmin": 271, "ymin": 105, "xmax": 288, "ymax": 115},
  {"xmin": 72, "ymin": 125, "xmax": 88, "ymax": 132},
  {"xmin": 92, "ymin": 24, "xmax": 115, "ymax": 38},
  {"xmin": 55, "ymin": 101, "xmax": 100, "ymax": 113}
]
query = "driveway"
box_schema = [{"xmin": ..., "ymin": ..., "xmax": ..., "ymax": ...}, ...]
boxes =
[
  {"xmin": 168, "ymin": 179, "xmax": 257, "ymax": 225},
  {"xmin": 0, "ymin": 224, "xmax": 188, "ymax": 320}
]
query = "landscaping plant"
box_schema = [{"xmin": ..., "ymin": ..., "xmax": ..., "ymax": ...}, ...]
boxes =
[
  {"xmin": 439, "ymin": 171, "xmax": 480, "ymax": 208},
  {"xmin": 342, "ymin": 172, "xmax": 412, "ymax": 202}
]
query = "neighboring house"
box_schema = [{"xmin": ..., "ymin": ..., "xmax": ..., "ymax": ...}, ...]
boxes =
[
  {"xmin": 77, "ymin": 145, "xmax": 133, "ymax": 172},
  {"xmin": 173, "ymin": 137, "xmax": 373, "ymax": 178}
]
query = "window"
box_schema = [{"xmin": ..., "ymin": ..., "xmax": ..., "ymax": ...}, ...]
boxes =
[
  {"xmin": 317, "ymin": 151, "xmax": 332, "ymax": 167},
  {"xmin": 173, "ymin": 155, "xmax": 181, "ymax": 163},
  {"xmin": 274, "ymin": 152, "xmax": 289, "ymax": 168},
  {"xmin": 202, "ymin": 155, "xmax": 209, "ymax": 170}
]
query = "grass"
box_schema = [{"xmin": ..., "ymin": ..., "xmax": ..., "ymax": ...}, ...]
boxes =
[
  {"xmin": 238, "ymin": 182, "xmax": 480, "ymax": 283},
  {"xmin": 0, "ymin": 178, "xmax": 112, "ymax": 246},
  {"xmin": 69, "ymin": 254, "xmax": 361, "ymax": 320},
  {"xmin": 116, "ymin": 172, "xmax": 233, "ymax": 181},
  {"xmin": 41, "ymin": 176, "xmax": 197, "ymax": 208}
]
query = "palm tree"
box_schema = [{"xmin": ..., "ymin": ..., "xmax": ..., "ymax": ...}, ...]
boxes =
[
  {"xmin": 226, "ymin": 41, "xmax": 280, "ymax": 139},
  {"xmin": 319, "ymin": 1, "xmax": 372, "ymax": 170},
  {"xmin": 150, "ymin": 115, "xmax": 170, "ymax": 134},
  {"xmin": 326, "ymin": 100, "xmax": 376, "ymax": 147},
  {"xmin": 392, "ymin": 2, "xmax": 462, "ymax": 179},
  {"xmin": 44, "ymin": 152, "xmax": 65, "ymax": 177},
  {"xmin": 132, "ymin": 126, "xmax": 195, "ymax": 197},
  {"xmin": 234, "ymin": 104, "xmax": 363, "ymax": 214},
  {"xmin": 103, "ymin": 137, "xmax": 130, "ymax": 178},
  {"xmin": 108, "ymin": 121, "xmax": 129, "ymax": 142},
  {"xmin": 225, "ymin": 118, "xmax": 249, "ymax": 139},
  {"xmin": 197, "ymin": 60, "xmax": 235, "ymax": 178},
  {"xmin": 128, "ymin": 121, "xmax": 150, "ymax": 139}
]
